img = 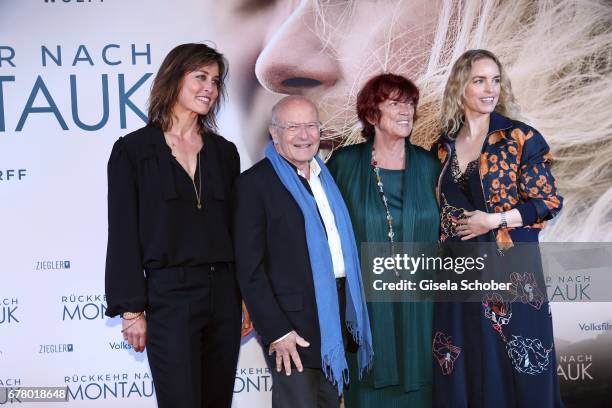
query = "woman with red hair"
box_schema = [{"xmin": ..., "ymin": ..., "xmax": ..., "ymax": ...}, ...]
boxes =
[{"xmin": 328, "ymin": 73, "xmax": 439, "ymax": 407}]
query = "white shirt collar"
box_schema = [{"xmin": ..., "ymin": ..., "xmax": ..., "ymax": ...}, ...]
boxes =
[{"xmin": 297, "ymin": 158, "xmax": 321, "ymax": 179}]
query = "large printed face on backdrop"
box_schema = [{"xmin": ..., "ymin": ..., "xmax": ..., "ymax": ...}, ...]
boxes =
[
  {"xmin": 211, "ymin": 0, "xmax": 612, "ymax": 241},
  {"xmin": 211, "ymin": 0, "xmax": 441, "ymax": 161}
]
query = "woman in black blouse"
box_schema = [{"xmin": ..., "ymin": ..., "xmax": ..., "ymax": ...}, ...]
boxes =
[{"xmin": 105, "ymin": 43, "xmax": 246, "ymax": 408}]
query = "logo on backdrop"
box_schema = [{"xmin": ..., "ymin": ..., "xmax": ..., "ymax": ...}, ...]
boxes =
[
  {"xmin": 0, "ymin": 378, "xmax": 22, "ymax": 387},
  {"xmin": 546, "ymin": 274, "xmax": 591, "ymax": 301},
  {"xmin": 0, "ymin": 298, "xmax": 19, "ymax": 325},
  {"xmin": 36, "ymin": 260, "xmax": 71, "ymax": 271},
  {"xmin": 0, "ymin": 378, "xmax": 23, "ymax": 405},
  {"xmin": 109, "ymin": 340, "xmax": 133, "ymax": 351},
  {"xmin": 0, "ymin": 43, "xmax": 153, "ymax": 132},
  {"xmin": 64, "ymin": 372, "xmax": 154, "ymax": 401},
  {"xmin": 578, "ymin": 322, "xmax": 612, "ymax": 332},
  {"xmin": 557, "ymin": 354, "xmax": 594, "ymax": 381},
  {"xmin": 40, "ymin": 343, "xmax": 74, "ymax": 354},
  {"xmin": 0, "ymin": 169, "xmax": 27, "ymax": 182},
  {"xmin": 233, "ymin": 367, "xmax": 272, "ymax": 394},
  {"xmin": 61, "ymin": 294, "xmax": 106, "ymax": 321}
]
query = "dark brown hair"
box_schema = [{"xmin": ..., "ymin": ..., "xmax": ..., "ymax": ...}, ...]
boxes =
[
  {"xmin": 147, "ymin": 43, "xmax": 228, "ymax": 133},
  {"xmin": 356, "ymin": 73, "xmax": 419, "ymax": 139}
]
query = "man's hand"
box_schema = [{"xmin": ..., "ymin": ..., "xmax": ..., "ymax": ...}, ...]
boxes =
[{"xmin": 268, "ymin": 331, "xmax": 310, "ymax": 375}]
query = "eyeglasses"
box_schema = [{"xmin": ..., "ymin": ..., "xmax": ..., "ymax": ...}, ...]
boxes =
[{"xmin": 271, "ymin": 121, "xmax": 321, "ymax": 135}]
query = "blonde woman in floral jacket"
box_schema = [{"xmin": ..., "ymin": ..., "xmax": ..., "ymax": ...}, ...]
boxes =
[{"xmin": 431, "ymin": 49, "xmax": 564, "ymax": 408}]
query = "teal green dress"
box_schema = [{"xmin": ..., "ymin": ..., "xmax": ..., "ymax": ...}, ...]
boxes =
[{"xmin": 327, "ymin": 139, "xmax": 440, "ymax": 407}]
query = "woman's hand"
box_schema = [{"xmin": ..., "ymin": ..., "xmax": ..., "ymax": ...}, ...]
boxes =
[
  {"xmin": 457, "ymin": 210, "xmax": 498, "ymax": 240},
  {"xmin": 241, "ymin": 301, "xmax": 254, "ymax": 338},
  {"xmin": 122, "ymin": 315, "xmax": 147, "ymax": 353}
]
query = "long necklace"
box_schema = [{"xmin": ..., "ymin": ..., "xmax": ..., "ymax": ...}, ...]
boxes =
[
  {"xmin": 168, "ymin": 135, "xmax": 203, "ymax": 210},
  {"xmin": 371, "ymin": 146, "xmax": 398, "ymax": 276},
  {"xmin": 192, "ymin": 151, "xmax": 202, "ymax": 210}
]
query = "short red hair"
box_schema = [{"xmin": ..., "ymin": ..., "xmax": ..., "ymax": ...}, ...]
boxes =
[{"xmin": 356, "ymin": 73, "xmax": 419, "ymax": 139}]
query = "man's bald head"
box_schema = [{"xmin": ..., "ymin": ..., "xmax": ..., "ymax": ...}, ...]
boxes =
[
  {"xmin": 268, "ymin": 95, "xmax": 321, "ymax": 174},
  {"xmin": 271, "ymin": 95, "xmax": 319, "ymax": 125}
]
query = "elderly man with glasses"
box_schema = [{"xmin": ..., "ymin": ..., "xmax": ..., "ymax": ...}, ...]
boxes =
[{"xmin": 233, "ymin": 95, "xmax": 373, "ymax": 408}]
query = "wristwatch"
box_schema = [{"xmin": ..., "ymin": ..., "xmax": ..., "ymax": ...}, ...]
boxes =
[{"xmin": 499, "ymin": 212, "xmax": 508, "ymax": 229}]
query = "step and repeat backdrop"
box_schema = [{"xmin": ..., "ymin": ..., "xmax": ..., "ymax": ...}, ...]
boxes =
[{"xmin": 1, "ymin": 0, "xmax": 611, "ymax": 407}]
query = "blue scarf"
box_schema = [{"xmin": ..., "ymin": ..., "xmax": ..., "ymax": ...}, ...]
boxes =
[{"xmin": 265, "ymin": 142, "xmax": 373, "ymax": 395}]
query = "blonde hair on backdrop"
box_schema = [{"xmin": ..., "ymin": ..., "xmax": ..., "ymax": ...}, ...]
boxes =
[{"xmin": 313, "ymin": 0, "xmax": 612, "ymax": 241}]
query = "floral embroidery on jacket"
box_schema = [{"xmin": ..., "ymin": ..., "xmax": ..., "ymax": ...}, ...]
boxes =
[
  {"xmin": 439, "ymin": 194, "xmax": 466, "ymax": 242},
  {"xmin": 432, "ymin": 331, "xmax": 462, "ymax": 375},
  {"xmin": 508, "ymin": 272, "xmax": 545, "ymax": 310},
  {"xmin": 506, "ymin": 335, "xmax": 552, "ymax": 375},
  {"xmin": 482, "ymin": 293, "xmax": 513, "ymax": 341}
]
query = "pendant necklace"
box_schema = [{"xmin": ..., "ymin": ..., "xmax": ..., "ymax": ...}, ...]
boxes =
[
  {"xmin": 192, "ymin": 151, "xmax": 202, "ymax": 210},
  {"xmin": 371, "ymin": 145, "xmax": 399, "ymax": 276}
]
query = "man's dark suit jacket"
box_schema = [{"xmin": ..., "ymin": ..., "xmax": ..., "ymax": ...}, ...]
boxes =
[{"xmin": 234, "ymin": 158, "xmax": 323, "ymax": 369}]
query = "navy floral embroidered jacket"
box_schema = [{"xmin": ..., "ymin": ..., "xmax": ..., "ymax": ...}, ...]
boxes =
[{"xmin": 435, "ymin": 111, "xmax": 563, "ymax": 246}]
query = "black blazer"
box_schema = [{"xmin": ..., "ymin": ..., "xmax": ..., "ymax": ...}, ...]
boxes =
[{"xmin": 234, "ymin": 158, "xmax": 322, "ymax": 369}]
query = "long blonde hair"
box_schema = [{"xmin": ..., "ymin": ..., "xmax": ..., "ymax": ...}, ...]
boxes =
[{"xmin": 440, "ymin": 49, "xmax": 520, "ymax": 135}]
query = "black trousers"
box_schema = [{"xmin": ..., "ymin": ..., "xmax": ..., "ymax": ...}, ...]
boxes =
[
  {"xmin": 146, "ymin": 264, "xmax": 242, "ymax": 408},
  {"xmin": 272, "ymin": 368, "xmax": 340, "ymax": 408}
]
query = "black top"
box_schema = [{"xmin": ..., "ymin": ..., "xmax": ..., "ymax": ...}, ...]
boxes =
[
  {"xmin": 104, "ymin": 125, "xmax": 240, "ymax": 317},
  {"xmin": 450, "ymin": 149, "xmax": 480, "ymax": 205}
]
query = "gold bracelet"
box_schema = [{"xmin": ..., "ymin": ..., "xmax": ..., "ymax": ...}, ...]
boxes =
[
  {"xmin": 121, "ymin": 314, "xmax": 144, "ymax": 333},
  {"xmin": 121, "ymin": 311, "xmax": 143, "ymax": 320}
]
